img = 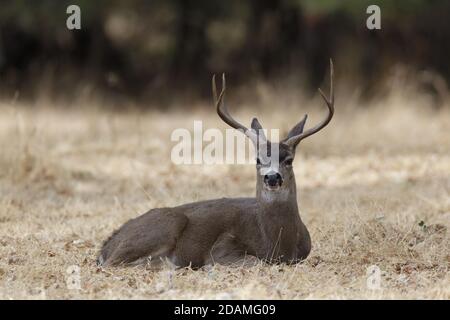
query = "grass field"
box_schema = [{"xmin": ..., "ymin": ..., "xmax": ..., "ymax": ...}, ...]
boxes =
[{"xmin": 0, "ymin": 88, "xmax": 449, "ymax": 299}]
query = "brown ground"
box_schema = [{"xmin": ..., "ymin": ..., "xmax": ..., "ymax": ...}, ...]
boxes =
[{"xmin": 0, "ymin": 88, "xmax": 449, "ymax": 299}]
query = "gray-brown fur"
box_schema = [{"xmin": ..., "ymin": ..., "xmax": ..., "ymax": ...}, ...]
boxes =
[
  {"xmin": 98, "ymin": 61, "xmax": 334, "ymax": 267},
  {"xmin": 99, "ymin": 193, "xmax": 310, "ymax": 267}
]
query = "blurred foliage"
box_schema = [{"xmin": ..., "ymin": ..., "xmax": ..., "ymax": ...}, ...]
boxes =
[{"xmin": 0, "ymin": 0, "xmax": 449, "ymax": 105}]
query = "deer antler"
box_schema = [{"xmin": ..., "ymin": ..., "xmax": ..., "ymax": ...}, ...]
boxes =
[
  {"xmin": 212, "ymin": 74, "xmax": 258, "ymax": 143},
  {"xmin": 284, "ymin": 59, "xmax": 334, "ymax": 147}
]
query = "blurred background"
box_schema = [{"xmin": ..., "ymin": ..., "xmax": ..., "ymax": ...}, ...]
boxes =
[{"xmin": 1, "ymin": 0, "xmax": 450, "ymax": 108}]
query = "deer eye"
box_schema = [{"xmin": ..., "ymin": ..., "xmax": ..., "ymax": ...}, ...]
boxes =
[{"xmin": 285, "ymin": 158, "xmax": 293, "ymax": 166}]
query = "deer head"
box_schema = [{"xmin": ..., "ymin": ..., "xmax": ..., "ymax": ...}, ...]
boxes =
[{"xmin": 212, "ymin": 60, "xmax": 334, "ymax": 202}]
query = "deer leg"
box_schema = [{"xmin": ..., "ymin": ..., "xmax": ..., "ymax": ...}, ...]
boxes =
[
  {"xmin": 205, "ymin": 232, "xmax": 259, "ymax": 266},
  {"xmin": 98, "ymin": 210, "xmax": 188, "ymax": 267}
]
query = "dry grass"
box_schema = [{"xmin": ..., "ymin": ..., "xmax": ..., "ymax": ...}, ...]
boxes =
[{"xmin": 0, "ymin": 89, "xmax": 449, "ymax": 299}]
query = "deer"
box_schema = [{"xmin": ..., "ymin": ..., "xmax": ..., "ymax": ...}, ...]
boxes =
[{"xmin": 97, "ymin": 60, "xmax": 334, "ymax": 268}]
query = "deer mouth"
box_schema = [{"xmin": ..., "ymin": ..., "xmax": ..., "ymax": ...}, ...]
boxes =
[
  {"xmin": 264, "ymin": 184, "xmax": 281, "ymax": 191},
  {"xmin": 264, "ymin": 179, "xmax": 283, "ymax": 191}
]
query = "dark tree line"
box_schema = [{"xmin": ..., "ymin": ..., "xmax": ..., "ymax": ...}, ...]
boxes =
[{"xmin": 0, "ymin": 0, "xmax": 449, "ymax": 106}]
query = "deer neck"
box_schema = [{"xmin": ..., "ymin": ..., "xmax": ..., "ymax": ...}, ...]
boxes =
[
  {"xmin": 256, "ymin": 175, "xmax": 300, "ymax": 231},
  {"xmin": 255, "ymin": 175, "xmax": 301, "ymax": 259}
]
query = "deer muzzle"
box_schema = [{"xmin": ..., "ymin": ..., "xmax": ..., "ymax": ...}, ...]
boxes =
[{"xmin": 263, "ymin": 172, "xmax": 283, "ymax": 189}]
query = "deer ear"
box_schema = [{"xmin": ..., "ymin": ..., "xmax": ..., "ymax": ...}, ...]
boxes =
[
  {"xmin": 251, "ymin": 118, "xmax": 263, "ymax": 131},
  {"xmin": 286, "ymin": 114, "xmax": 308, "ymax": 140},
  {"xmin": 251, "ymin": 118, "xmax": 267, "ymax": 142}
]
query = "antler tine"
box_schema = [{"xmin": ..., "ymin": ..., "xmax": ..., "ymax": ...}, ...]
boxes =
[
  {"xmin": 285, "ymin": 59, "xmax": 334, "ymax": 147},
  {"xmin": 318, "ymin": 58, "xmax": 334, "ymax": 109},
  {"xmin": 212, "ymin": 73, "xmax": 251, "ymax": 135},
  {"xmin": 212, "ymin": 74, "xmax": 218, "ymax": 103}
]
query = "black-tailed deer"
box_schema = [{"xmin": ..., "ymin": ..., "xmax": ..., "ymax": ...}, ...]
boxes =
[{"xmin": 98, "ymin": 60, "xmax": 334, "ymax": 268}]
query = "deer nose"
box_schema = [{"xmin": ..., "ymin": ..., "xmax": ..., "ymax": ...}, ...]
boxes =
[{"xmin": 264, "ymin": 172, "xmax": 283, "ymax": 187}]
